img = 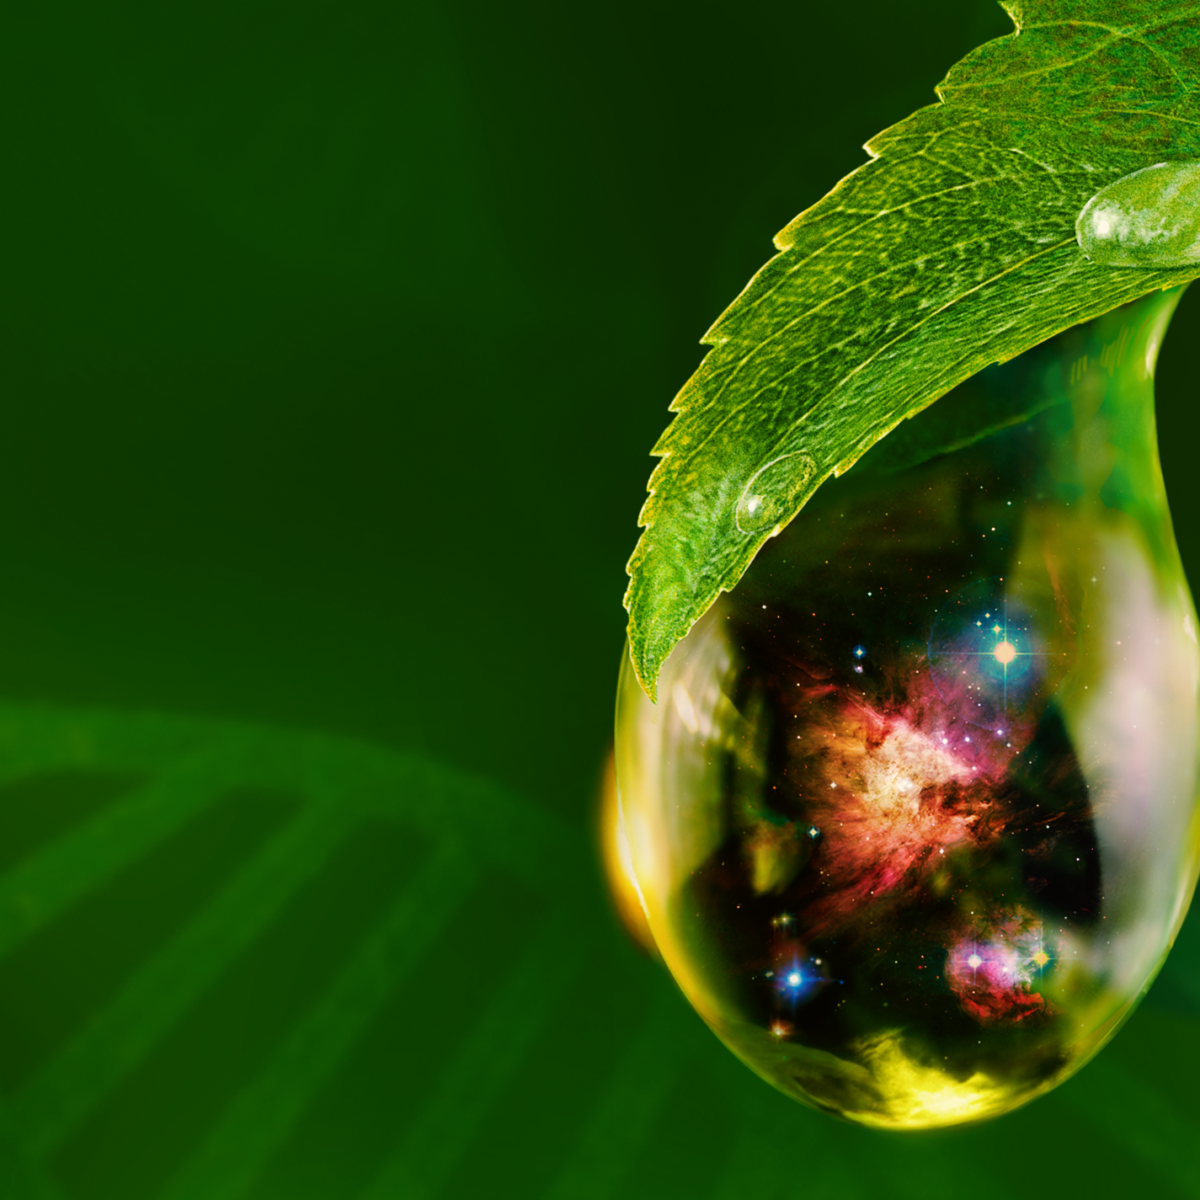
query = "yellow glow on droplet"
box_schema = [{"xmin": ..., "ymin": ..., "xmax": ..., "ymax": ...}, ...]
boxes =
[
  {"xmin": 993, "ymin": 641, "xmax": 1016, "ymax": 665},
  {"xmin": 599, "ymin": 751, "xmax": 659, "ymax": 959},
  {"xmin": 850, "ymin": 1035, "xmax": 1016, "ymax": 1128}
]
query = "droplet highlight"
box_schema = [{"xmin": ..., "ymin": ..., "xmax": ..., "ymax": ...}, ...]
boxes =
[
  {"xmin": 1076, "ymin": 162, "xmax": 1200, "ymax": 267},
  {"xmin": 736, "ymin": 452, "xmax": 817, "ymax": 534}
]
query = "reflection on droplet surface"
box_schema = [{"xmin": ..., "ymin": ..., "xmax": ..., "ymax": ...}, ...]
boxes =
[
  {"xmin": 613, "ymin": 290, "xmax": 1200, "ymax": 1128},
  {"xmin": 736, "ymin": 452, "xmax": 817, "ymax": 534},
  {"xmin": 1077, "ymin": 162, "xmax": 1200, "ymax": 267}
]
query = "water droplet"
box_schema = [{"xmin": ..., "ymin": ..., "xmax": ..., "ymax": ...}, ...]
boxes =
[
  {"xmin": 613, "ymin": 290, "xmax": 1200, "ymax": 1129},
  {"xmin": 735, "ymin": 452, "xmax": 817, "ymax": 534},
  {"xmin": 1076, "ymin": 162, "xmax": 1200, "ymax": 267}
]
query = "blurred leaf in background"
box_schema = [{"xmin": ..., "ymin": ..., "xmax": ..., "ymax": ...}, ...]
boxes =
[
  {"xmin": 2, "ymin": 0, "xmax": 1200, "ymax": 1195},
  {"xmin": 0, "ymin": 705, "xmax": 1193, "ymax": 1199}
]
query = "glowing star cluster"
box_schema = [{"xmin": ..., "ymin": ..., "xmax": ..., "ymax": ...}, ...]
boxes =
[{"xmin": 945, "ymin": 910, "xmax": 1051, "ymax": 1025}]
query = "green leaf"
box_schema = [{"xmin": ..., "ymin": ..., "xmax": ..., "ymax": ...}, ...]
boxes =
[{"xmin": 625, "ymin": 0, "xmax": 1200, "ymax": 700}]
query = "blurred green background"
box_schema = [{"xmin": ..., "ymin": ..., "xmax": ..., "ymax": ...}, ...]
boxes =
[{"xmin": 3, "ymin": 0, "xmax": 1200, "ymax": 1196}]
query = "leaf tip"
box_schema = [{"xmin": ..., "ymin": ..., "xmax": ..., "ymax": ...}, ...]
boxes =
[
  {"xmin": 629, "ymin": 642, "xmax": 660, "ymax": 705},
  {"xmin": 622, "ymin": 565, "xmax": 665, "ymax": 705}
]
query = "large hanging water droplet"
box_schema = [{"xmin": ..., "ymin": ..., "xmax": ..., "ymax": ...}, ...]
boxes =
[
  {"xmin": 1077, "ymin": 163, "xmax": 1200, "ymax": 267},
  {"xmin": 612, "ymin": 289, "xmax": 1200, "ymax": 1129}
]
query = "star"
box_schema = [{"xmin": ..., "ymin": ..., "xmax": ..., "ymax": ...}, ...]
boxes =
[{"xmin": 1032, "ymin": 950, "xmax": 1050, "ymax": 968}]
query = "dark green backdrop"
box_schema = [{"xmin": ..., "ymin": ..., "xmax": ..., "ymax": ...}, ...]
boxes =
[{"xmin": 4, "ymin": 1, "xmax": 1200, "ymax": 1197}]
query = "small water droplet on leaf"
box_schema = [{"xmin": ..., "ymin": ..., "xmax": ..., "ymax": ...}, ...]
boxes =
[
  {"xmin": 1077, "ymin": 162, "xmax": 1200, "ymax": 267},
  {"xmin": 735, "ymin": 453, "xmax": 817, "ymax": 534}
]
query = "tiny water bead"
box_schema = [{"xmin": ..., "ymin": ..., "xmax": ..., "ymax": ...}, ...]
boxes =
[
  {"xmin": 613, "ymin": 290, "xmax": 1200, "ymax": 1128},
  {"xmin": 1077, "ymin": 162, "xmax": 1200, "ymax": 267},
  {"xmin": 736, "ymin": 452, "xmax": 817, "ymax": 534}
]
